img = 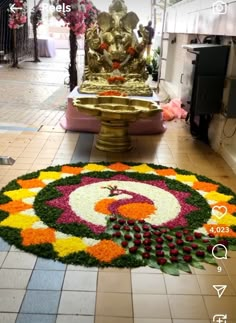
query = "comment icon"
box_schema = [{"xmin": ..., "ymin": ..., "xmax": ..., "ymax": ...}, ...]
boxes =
[{"xmin": 212, "ymin": 244, "xmax": 228, "ymax": 260}]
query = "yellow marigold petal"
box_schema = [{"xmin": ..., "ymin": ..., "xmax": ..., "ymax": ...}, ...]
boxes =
[
  {"xmin": 17, "ymin": 179, "xmax": 46, "ymax": 189},
  {"xmin": 38, "ymin": 171, "xmax": 61, "ymax": 180},
  {"xmin": 21, "ymin": 228, "xmax": 56, "ymax": 246},
  {"xmin": 214, "ymin": 214, "xmax": 236, "ymax": 226},
  {"xmin": 87, "ymin": 240, "xmax": 125, "ymax": 262},
  {"xmin": 83, "ymin": 164, "xmax": 107, "ymax": 171},
  {"xmin": 176, "ymin": 175, "xmax": 198, "ymax": 183},
  {"xmin": 130, "ymin": 164, "xmax": 154, "ymax": 173},
  {"xmin": 4, "ymin": 189, "xmax": 36, "ymax": 200},
  {"xmin": 53, "ymin": 237, "xmax": 87, "ymax": 257},
  {"xmin": 205, "ymin": 192, "xmax": 233, "ymax": 202},
  {"xmin": 0, "ymin": 214, "xmax": 40, "ymax": 229}
]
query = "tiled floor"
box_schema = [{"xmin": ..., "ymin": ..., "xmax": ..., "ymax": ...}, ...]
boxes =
[{"xmin": 0, "ymin": 49, "xmax": 236, "ymax": 323}]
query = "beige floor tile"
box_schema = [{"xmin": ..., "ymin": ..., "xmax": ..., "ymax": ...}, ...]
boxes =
[
  {"xmin": 2, "ymin": 252, "xmax": 37, "ymax": 269},
  {"xmin": 99, "ymin": 267, "xmax": 130, "ymax": 273},
  {"xmin": 173, "ymin": 320, "xmax": 210, "ymax": 323},
  {"xmin": 96, "ymin": 292, "xmax": 133, "ymax": 317},
  {"xmin": 221, "ymin": 258, "xmax": 236, "ymax": 275},
  {"xmin": 63, "ymin": 271, "xmax": 97, "ymax": 291},
  {"xmin": 98, "ymin": 271, "xmax": 131, "ymax": 293},
  {"xmin": 133, "ymin": 294, "xmax": 171, "ymax": 318},
  {"xmin": 0, "ymin": 289, "xmax": 25, "ymax": 312},
  {"xmin": 0, "ymin": 252, "xmax": 8, "ymax": 266},
  {"xmin": 56, "ymin": 315, "xmax": 94, "ymax": 323},
  {"xmin": 165, "ymin": 274, "xmax": 201, "ymax": 294},
  {"xmin": 0, "ymin": 268, "xmax": 31, "ymax": 289},
  {"xmin": 58, "ymin": 291, "xmax": 96, "ymax": 315},
  {"xmin": 168, "ymin": 295, "xmax": 208, "ymax": 319},
  {"xmin": 95, "ymin": 316, "xmax": 133, "ymax": 323},
  {"xmin": 132, "ymin": 273, "xmax": 166, "ymax": 294},
  {"xmin": 204, "ymin": 296, "xmax": 236, "ymax": 319},
  {"xmin": 131, "ymin": 266, "xmax": 162, "ymax": 274},
  {"xmin": 0, "ymin": 313, "xmax": 18, "ymax": 323},
  {"xmin": 197, "ymin": 275, "xmax": 235, "ymax": 295},
  {"xmin": 134, "ymin": 319, "xmax": 172, "ymax": 323}
]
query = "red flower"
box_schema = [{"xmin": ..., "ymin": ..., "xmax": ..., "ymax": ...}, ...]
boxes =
[
  {"xmin": 183, "ymin": 229, "xmax": 190, "ymax": 235},
  {"xmin": 161, "ymin": 229, "xmax": 168, "ymax": 233},
  {"xmin": 196, "ymin": 250, "xmax": 205, "ymax": 257},
  {"xmin": 156, "ymin": 237, "xmax": 164, "ymax": 244},
  {"xmin": 194, "ymin": 232, "xmax": 202, "ymax": 239},
  {"xmin": 113, "ymin": 224, "xmax": 120, "ymax": 230},
  {"xmin": 134, "ymin": 226, "xmax": 141, "ymax": 232},
  {"xmin": 143, "ymin": 232, "xmax": 151, "ymax": 238},
  {"xmin": 183, "ymin": 246, "xmax": 192, "ymax": 253},
  {"xmin": 143, "ymin": 238, "xmax": 152, "ymax": 246},
  {"xmin": 165, "ymin": 235, "xmax": 173, "ymax": 241},
  {"xmin": 203, "ymin": 239, "xmax": 210, "ymax": 243},
  {"xmin": 176, "ymin": 239, "xmax": 184, "ymax": 246},
  {"xmin": 191, "ymin": 243, "xmax": 199, "ymax": 249},
  {"xmin": 127, "ymin": 46, "xmax": 136, "ymax": 56},
  {"xmin": 99, "ymin": 42, "xmax": 109, "ymax": 50},
  {"xmin": 168, "ymin": 243, "xmax": 176, "ymax": 249},
  {"xmin": 170, "ymin": 249, "xmax": 179, "ymax": 256},
  {"xmin": 134, "ymin": 239, "xmax": 141, "ymax": 246},
  {"xmin": 217, "ymin": 240, "xmax": 229, "ymax": 247},
  {"xmin": 123, "ymin": 225, "xmax": 130, "ymax": 231},
  {"xmin": 183, "ymin": 255, "xmax": 192, "ymax": 262},
  {"xmin": 139, "ymin": 220, "xmax": 145, "ymax": 224},
  {"xmin": 118, "ymin": 219, "xmax": 126, "ymax": 225},
  {"xmin": 151, "ymin": 224, "xmax": 159, "ymax": 230},
  {"xmin": 208, "ymin": 233, "xmax": 215, "ymax": 238},
  {"xmin": 129, "ymin": 246, "xmax": 138, "ymax": 253},
  {"xmin": 175, "ymin": 231, "xmax": 183, "ymax": 238},
  {"xmin": 207, "ymin": 245, "xmax": 215, "ymax": 252},
  {"xmin": 128, "ymin": 220, "xmax": 135, "ymax": 225},
  {"xmin": 145, "ymin": 246, "xmax": 152, "ymax": 251},
  {"xmin": 121, "ymin": 241, "xmax": 128, "ymax": 247},
  {"xmin": 153, "ymin": 231, "xmax": 162, "ymax": 236},
  {"xmin": 134, "ymin": 233, "xmax": 141, "ymax": 239},
  {"xmin": 155, "ymin": 244, "xmax": 163, "ymax": 250},
  {"xmin": 112, "ymin": 232, "xmax": 121, "ymax": 238},
  {"xmin": 112, "ymin": 61, "xmax": 121, "ymax": 70},
  {"xmin": 124, "ymin": 234, "xmax": 132, "ymax": 240},
  {"xmin": 170, "ymin": 256, "xmax": 179, "ymax": 263},
  {"xmin": 157, "ymin": 258, "xmax": 167, "ymax": 265},
  {"xmin": 156, "ymin": 250, "xmax": 164, "ymax": 257},
  {"xmin": 142, "ymin": 252, "xmax": 150, "ymax": 259},
  {"xmin": 142, "ymin": 225, "xmax": 150, "ymax": 231},
  {"xmin": 185, "ymin": 235, "xmax": 194, "ymax": 242},
  {"xmin": 110, "ymin": 216, "xmax": 117, "ymax": 221}
]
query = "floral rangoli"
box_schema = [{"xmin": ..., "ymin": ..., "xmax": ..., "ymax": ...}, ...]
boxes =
[{"xmin": 0, "ymin": 162, "xmax": 236, "ymax": 275}]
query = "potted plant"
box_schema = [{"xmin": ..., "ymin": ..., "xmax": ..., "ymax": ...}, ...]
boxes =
[{"xmin": 146, "ymin": 55, "xmax": 153, "ymax": 75}]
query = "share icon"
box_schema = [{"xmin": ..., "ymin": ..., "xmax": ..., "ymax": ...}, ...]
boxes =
[{"xmin": 213, "ymin": 285, "xmax": 227, "ymax": 298}]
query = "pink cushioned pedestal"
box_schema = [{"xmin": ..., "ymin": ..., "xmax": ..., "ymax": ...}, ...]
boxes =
[{"xmin": 60, "ymin": 87, "xmax": 166, "ymax": 135}]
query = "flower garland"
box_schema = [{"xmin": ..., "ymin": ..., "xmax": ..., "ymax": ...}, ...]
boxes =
[
  {"xmin": 0, "ymin": 162, "xmax": 236, "ymax": 275},
  {"xmin": 8, "ymin": 0, "xmax": 27, "ymax": 29}
]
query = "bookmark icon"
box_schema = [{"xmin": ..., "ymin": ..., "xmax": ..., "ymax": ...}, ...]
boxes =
[{"xmin": 213, "ymin": 285, "xmax": 227, "ymax": 298}]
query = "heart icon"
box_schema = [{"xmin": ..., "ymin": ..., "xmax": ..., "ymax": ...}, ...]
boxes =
[{"xmin": 212, "ymin": 205, "xmax": 228, "ymax": 219}]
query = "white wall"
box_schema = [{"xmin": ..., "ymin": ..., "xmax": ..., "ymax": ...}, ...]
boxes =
[{"xmin": 165, "ymin": 0, "xmax": 236, "ymax": 36}]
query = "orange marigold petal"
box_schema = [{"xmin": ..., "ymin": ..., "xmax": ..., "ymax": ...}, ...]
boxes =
[
  {"xmin": 87, "ymin": 240, "xmax": 125, "ymax": 262},
  {"xmin": 156, "ymin": 169, "xmax": 176, "ymax": 176},
  {"xmin": 118, "ymin": 202, "xmax": 156, "ymax": 220},
  {"xmin": 193, "ymin": 181, "xmax": 219, "ymax": 192},
  {"xmin": 94, "ymin": 198, "xmax": 115, "ymax": 215},
  {"xmin": 61, "ymin": 165, "xmax": 83, "ymax": 175},
  {"xmin": 0, "ymin": 200, "xmax": 32, "ymax": 213},
  {"xmin": 211, "ymin": 202, "xmax": 236, "ymax": 214},
  {"xmin": 21, "ymin": 228, "xmax": 56, "ymax": 246},
  {"xmin": 17, "ymin": 179, "xmax": 45, "ymax": 189},
  {"xmin": 204, "ymin": 224, "xmax": 236, "ymax": 238},
  {"xmin": 108, "ymin": 163, "xmax": 130, "ymax": 172}
]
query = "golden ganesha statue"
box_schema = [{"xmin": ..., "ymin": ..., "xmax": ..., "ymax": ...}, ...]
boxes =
[{"xmin": 79, "ymin": 0, "xmax": 153, "ymax": 96}]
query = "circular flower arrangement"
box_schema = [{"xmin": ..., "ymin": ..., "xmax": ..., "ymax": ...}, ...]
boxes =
[{"xmin": 0, "ymin": 162, "xmax": 236, "ymax": 275}]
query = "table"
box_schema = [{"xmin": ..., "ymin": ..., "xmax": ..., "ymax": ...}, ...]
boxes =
[
  {"xmin": 37, "ymin": 37, "xmax": 56, "ymax": 58},
  {"xmin": 60, "ymin": 87, "xmax": 166, "ymax": 136}
]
